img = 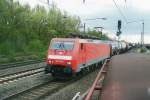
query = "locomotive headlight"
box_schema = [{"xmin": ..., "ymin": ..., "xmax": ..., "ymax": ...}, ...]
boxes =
[
  {"xmin": 66, "ymin": 62, "xmax": 71, "ymax": 65},
  {"xmin": 48, "ymin": 60, "xmax": 51, "ymax": 63}
]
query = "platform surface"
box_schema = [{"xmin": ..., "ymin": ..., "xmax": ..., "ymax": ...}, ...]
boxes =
[{"xmin": 101, "ymin": 53, "xmax": 150, "ymax": 100}]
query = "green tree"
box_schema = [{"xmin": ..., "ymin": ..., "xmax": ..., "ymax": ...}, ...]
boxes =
[{"xmin": 0, "ymin": 0, "xmax": 81, "ymax": 63}]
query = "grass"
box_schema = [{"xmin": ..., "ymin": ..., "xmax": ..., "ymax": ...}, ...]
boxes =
[
  {"xmin": 137, "ymin": 46, "xmax": 148, "ymax": 53},
  {"xmin": 0, "ymin": 52, "xmax": 46, "ymax": 64}
]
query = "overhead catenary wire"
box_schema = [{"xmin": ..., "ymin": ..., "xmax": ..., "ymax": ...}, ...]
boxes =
[
  {"xmin": 39, "ymin": 0, "xmax": 52, "ymax": 6},
  {"xmin": 112, "ymin": 0, "xmax": 128, "ymax": 23}
]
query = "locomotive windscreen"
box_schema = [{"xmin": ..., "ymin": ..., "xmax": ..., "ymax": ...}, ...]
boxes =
[{"xmin": 50, "ymin": 41, "xmax": 74, "ymax": 50}]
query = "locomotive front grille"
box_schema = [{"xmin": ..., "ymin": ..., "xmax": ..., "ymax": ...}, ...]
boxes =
[{"xmin": 51, "ymin": 65, "xmax": 72, "ymax": 74}]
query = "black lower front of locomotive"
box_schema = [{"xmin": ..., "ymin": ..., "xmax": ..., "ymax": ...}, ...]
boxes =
[{"xmin": 45, "ymin": 64, "xmax": 73, "ymax": 77}]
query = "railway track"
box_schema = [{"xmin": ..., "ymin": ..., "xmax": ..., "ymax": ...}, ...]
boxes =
[
  {"xmin": 3, "ymin": 79, "xmax": 74, "ymax": 100},
  {"xmin": 0, "ymin": 59, "xmax": 45, "ymax": 70},
  {"xmin": 1, "ymin": 70, "xmax": 99, "ymax": 100},
  {"xmin": 0, "ymin": 67, "xmax": 44, "ymax": 84},
  {"xmin": 1, "ymin": 61, "xmax": 103, "ymax": 100}
]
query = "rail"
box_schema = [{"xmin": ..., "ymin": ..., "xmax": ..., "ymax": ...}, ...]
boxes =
[
  {"xmin": 0, "ymin": 58, "xmax": 45, "ymax": 70},
  {"xmin": 0, "ymin": 67, "xmax": 44, "ymax": 84},
  {"xmin": 72, "ymin": 59, "xmax": 110, "ymax": 100}
]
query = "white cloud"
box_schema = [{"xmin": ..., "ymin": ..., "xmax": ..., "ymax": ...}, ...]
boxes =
[
  {"xmin": 130, "ymin": 0, "xmax": 150, "ymax": 12},
  {"xmin": 53, "ymin": 0, "xmax": 114, "ymax": 17},
  {"xmin": 17, "ymin": 0, "xmax": 150, "ymax": 43}
]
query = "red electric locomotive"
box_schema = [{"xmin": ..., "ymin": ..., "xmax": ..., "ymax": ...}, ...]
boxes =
[{"xmin": 45, "ymin": 38, "xmax": 111, "ymax": 76}]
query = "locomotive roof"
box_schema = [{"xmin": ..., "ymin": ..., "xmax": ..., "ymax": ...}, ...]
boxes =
[
  {"xmin": 52, "ymin": 38, "xmax": 128, "ymax": 44},
  {"xmin": 51, "ymin": 38, "xmax": 77, "ymax": 41},
  {"xmin": 52, "ymin": 38, "xmax": 105, "ymax": 44},
  {"xmin": 51, "ymin": 38, "xmax": 128, "ymax": 44}
]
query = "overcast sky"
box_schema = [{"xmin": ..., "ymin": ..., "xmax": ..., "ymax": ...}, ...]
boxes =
[{"xmin": 18, "ymin": 0, "xmax": 150, "ymax": 43}]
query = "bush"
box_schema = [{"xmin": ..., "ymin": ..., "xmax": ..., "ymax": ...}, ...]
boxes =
[
  {"xmin": 23, "ymin": 39, "xmax": 47, "ymax": 57},
  {"xmin": 25, "ymin": 40, "xmax": 42, "ymax": 51},
  {"xmin": 140, "ymin": 47, "xmax": 147, "ymax": 53},
  {"xmin": 0, "ymin": 42, "xmax": 15, "ymax": 55}
]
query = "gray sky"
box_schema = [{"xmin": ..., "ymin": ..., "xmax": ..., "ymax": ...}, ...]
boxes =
[{"xmin": 18, "ymin": 0, "xmax": 150, "ymax": 43}]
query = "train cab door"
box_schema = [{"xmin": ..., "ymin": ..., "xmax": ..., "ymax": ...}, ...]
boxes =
[{"xmin": 80, "ymin": 43, "xmax": 86, "ymax": 66}]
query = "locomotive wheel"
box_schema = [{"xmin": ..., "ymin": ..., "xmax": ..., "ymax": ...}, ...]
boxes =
[
  {"xmin": 45, "ymin": 66, "xmax": 50, "ymax": 74},
  {"xmin": 51, "ymin": 73, "xmax": 56, "ymax": 77}
]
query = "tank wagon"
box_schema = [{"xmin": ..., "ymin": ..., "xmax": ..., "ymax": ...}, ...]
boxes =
[
  {"xmin": 120, "ymin": 41, "xmax": 129, "ymax": 53},
  {"xmin": 101, "ymin": 40, "xmax": 129, "ymax": 55},
  {"xmin": 104, "ymin": 40, "xmax": 129, "ymax": 54},
  {"xmin": 101, "ymin": 40, "xmax": 119, "ymax": 55},
  {"xmin": 45, "ymin": 38, "xmax": 111, "ymax": 76}
]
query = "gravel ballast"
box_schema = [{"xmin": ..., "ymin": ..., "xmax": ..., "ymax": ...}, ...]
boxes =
[
  {"xmin": 0, "ymin": 72, "xmax": 52, "ymax": 99},
  {"xmin": 43, "ymin": 69, "xmax": 101, "ymax": 100},
  {"xmin": 0, "ymin": 62, "xmax": 45, "ymax": 77}
]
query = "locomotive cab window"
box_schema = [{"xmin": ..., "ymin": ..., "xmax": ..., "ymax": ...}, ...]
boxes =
[{"xmin": 50, "ymin": 41, "xmax": 74, "ymax": 50}]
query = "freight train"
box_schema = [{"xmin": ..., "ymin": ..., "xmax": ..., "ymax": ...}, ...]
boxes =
[
  {"xmin": 102, "ymin": 40, "xmax": 129, "ymax": 55},
  {"xmin": 45, "ymin": 38, "xmax": 129, "ymax": 77}
]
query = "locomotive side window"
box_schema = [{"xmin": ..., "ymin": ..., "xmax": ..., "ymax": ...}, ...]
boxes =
[{"xmin": 50, "ymin": 41, "xmax": 74, "ymax": 50}]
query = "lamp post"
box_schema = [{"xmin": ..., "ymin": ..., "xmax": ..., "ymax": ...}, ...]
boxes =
[
  {"xmin": 82, "ymin": 17, "xmax": 107, "ymax": 34},
  {"xmin": 83, "ymin": 23, "xmax": 86, "ymax": 33},
  {"xmin": 127, "ymin": 19, "xmax": 144, "ymax": 47},
  {"xmin": 142, "ymin": 21, "xmax": 144, "ymax": 46},
  {"xmin": 94, "ymin": 27, "xmax": 104, "ymax": 37},
  {"xmin": 85, "ymin": 18, "xmax": 107, "ymax": 21}
]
